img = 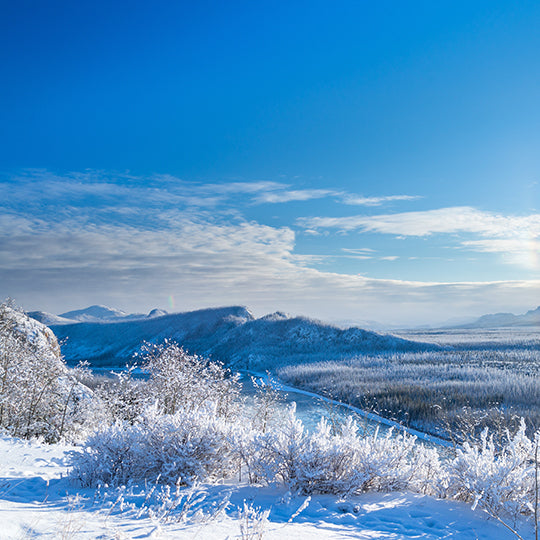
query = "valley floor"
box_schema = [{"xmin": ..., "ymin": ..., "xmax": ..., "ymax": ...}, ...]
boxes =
[{"xmin": 0, "ymin": 433, "xmax": 533, "ymax": 540}]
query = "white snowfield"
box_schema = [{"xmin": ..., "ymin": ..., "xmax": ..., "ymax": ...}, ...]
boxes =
[{"xmin": 0, "ymin": 433, "xmax": 528, "ymax": 540}]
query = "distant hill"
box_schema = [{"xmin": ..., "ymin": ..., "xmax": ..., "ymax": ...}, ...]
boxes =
[
  {"xmin": 30, "ymin": 305, "xmax": 171, "ymax": 325},
  {"xmin": 58, "ymin": 305, "xmax": 133, "ymax": 322},
  {"xmin": 457, "ymin": 306, "xmax": 540, "ymax": 329},
  {"xmin": 49, "ymin": 306, "xmax": 255, "ymax": 366},
  {"xmin": 211, "ymin": 311, "xmax": 431, "ymax": 369},
  {"xmin": 27, "ymin": 311, "xmax": 76, "ymax": 326},
  {"xmin": 147, "ymin": 308, "xmax": 168, "ymax": 318},
  {"xmin": 43, "ymin": 305, "xmax": 436, "ymax": 368}
]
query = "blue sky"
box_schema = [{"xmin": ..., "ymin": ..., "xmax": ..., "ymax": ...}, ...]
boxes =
[{"xmin": 1, "ymin": 1, "xmax": 539, "ymax": 325}]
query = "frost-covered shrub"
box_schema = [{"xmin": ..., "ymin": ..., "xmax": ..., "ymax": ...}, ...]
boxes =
[
  {"xmin": 141, "ymin": 341, "xmax": 241, "ymax": 418},
  {"xmin": 72, "ymin": 343, "xmax": 247, "ymax": 486},
  {"xmin": 94, "ymin": 366, "xmax": 147, "ymax": 424},
  {"xmin": 445, "ymin": 419, "xmax": 539, "ymax": 520},
  {"xmin": 72, "ymin": 404, "xmax": 239, "ymax": 487},
  {"xmin": 352, "ymin": 426, "xmax": 442, "ymax": 495},
  {"xmin": 246, "ymin": 403, "xmax": 308, "ymax": 487},
  {"xmin": 249, "ymin": 374, "xmax": 287, "ymax": 433},
  {"xmin": 0, "ymin": 301, "xmax": 96, "ymax": 442},
  {"xmin": 246, "ymin": 404, "xmax": 440, "ymax": 496}
]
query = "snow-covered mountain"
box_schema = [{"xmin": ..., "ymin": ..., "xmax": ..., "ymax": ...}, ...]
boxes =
[
  {"xmin": 210, "ymin": 311, "xmax": 431, "ymax": 369},
  {"xmin": 58, "ymin": 305, "xmax": 135, "ymax": 322},
  {"xmin": 26, "ymin": 310, "xmax": 77, "ymax": 326},
  {"xmin": 458, "ymin": 306, "xmax": 540, "ymax": 328},
  {"xmin": 46, "ymin": 306, "xmax": 435, "ymax": 368},
  {"xmin": 147, "ymin": 308, "xmax": 168, "ymax": 318},
  {"xmin": 30, "ymin": 305, "xmax": 172, "ymax": 325},
  {"xmin": 49, "ymin": 306, "xmax": 254, "ymax": 366}
]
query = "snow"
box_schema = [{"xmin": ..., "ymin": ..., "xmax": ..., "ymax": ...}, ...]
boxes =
[
  {"xmin": 147, "ymin": 308, "xmax": 168, "ymax": 318},
  {"xmin": 58, "ymin": 305, "xmax": 130, "ymax": 322},
  {"xmin": 26, "ymin": 311, "xmax": 76, "ymax": 326},
  {"xmin": 7, "ymin": 306, "xmax": 63, "ymax": 361},
  {"xmin": 0, "ymin": 433, "xmax": 531, "ymax": 539}
]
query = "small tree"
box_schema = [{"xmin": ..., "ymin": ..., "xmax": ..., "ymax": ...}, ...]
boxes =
[
  {"xmin": 250, "ymin": 373, "xmax": 286, "ymax": 433},
  {"xmin": 141, "ymin": 340, "xmax": 241, "ymax": 419}
]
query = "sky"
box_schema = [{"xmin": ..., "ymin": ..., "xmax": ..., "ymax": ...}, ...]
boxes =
[{"xmin": 1, "ymin": 1, "xmax": 540, "ymax": 327}]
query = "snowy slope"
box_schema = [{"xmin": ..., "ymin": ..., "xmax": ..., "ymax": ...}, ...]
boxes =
[
  {"xmin": 0, "ymin": 433, "xmax": 529, "ymax": 540},
  {"xmin": 26, "ymin": 310, "xmax": 77, "ymax": 326},
  {"xmin": 5, "ymin": 305, "xmax": 63, "ymax": 362},
  {"xmin": 58, "ymin": 304, "xmax": 133, "ymax": 322},
  {"xmin": 212, "ymin": 311, "xmax": 434, "ymax": 369},
  {"xmin": 48, "ymin": 306, "xmax": 435, "ymax": 367},
  {"xmin": 51, "ymin": 306, "xmax": 255, "ymax": 366}
]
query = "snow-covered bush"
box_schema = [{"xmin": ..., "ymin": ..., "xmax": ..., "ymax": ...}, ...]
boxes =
[
  {"xmin": 66, "ymin": 334, "xmax": 538, "ymax": 530},
  {"xmin": 246, "ymin": 403, "xmax": 308, "ymax": 487},
  {"xmin": 72, "ymin": 343, "xmax": 245, "ymax": 486},
  {"xmin": 246, "ymin": 403, "xmax": 441, "ymax": 496},
  {"xmin": 238, "ymin": 502, "xmax": 270, "ymax": 539},
  {"xmin": 141, "ymin": 340, "xmax": 241, "ymax": 418},
  {"xmin": 445, "ymin": 419, "xmax": 539, "ymax": 521},
  {"xmin": 72, "ymin": 404, "xmax": 240, "ymax": 487},
  {"xmin": 0, "ymin": 301, "xmax": 96, "ymax": 442}
]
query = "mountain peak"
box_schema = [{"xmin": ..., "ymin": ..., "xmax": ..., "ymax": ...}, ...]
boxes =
[
  {"xmin": 147, "ymin": 308, "xmax": 168, "ymax": 318},
  {"xmin": 260, "ymin": 311, "xmax": 291, "ymax": 321},
  {"xmin": 59, "ymin": 305, "xmax": 128, "ymax": 322}
]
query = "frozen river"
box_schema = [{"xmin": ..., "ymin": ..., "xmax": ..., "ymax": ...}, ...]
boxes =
[{"xmin": 240, "ymin": 372, "xmax": 450, "ymax": 451}]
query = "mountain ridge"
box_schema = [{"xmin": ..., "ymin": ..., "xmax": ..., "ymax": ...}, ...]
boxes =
[
  {"xmin": 455, "ymin": 306, "xmax": 540, "ymax": 329},
  {"xmin": 59, "ymin": 304, "xmax": 130, "ymax": 322},
  {"xmin": 36, "ymin": 305, "xmax": 435, "ymax": 368}
]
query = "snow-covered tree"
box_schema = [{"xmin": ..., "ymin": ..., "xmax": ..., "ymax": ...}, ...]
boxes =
[
  {"xmin": 0, "ymin": 300, "xmax": 95, "ymax": 442},
  {"xmin": 141, "ymin": 340, "xmax": 241, "ymax": 418}
]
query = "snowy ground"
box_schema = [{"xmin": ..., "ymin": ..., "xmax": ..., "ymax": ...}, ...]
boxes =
[{"xmin": 0, "ymin": 433, "xmax": 533, "ymax": 540}]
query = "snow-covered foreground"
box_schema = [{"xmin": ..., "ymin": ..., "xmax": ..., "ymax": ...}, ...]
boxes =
[{"xmin": 0, "ymin": 434, "xmax": 531, "ymax": 540}]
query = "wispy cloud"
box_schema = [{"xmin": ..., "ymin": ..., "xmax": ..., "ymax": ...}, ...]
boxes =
[
  {"xmin": 299, "ymin": 206, "xmax": 540, "ymax": 266},
  {"xmin": 2, "ymin": 211, "xmax": 539, "ymax": 325},
  {"xmin": 342, "ymin": 248, "xmax": 375, "ymax": 255},
  {"xmin": 298, "ymin": 206, "xmax": 540, "ymax": 236},
  {"xmin": 462, "ymin": 238, "xmax": 540, "ymax": 269},
  {"xmin": 340, "ymin": 194, "xmax": 421, "ymax": 206},
  {"xmin": 3, "ymin": 170, "xmax": 419, "ymax": 217},
  {"xmin": 340, "ymin": 248, "xmax": 399, "ymax": 262},
  {"xmin": 252, "ymin": 188, "xmax": 421, "ymax": 206},
  {"xmin": 2, "ymin": 170, "xmax": 539, "ymax": 324},
  {"xmin": 252, "ymin": 188, "xmax": 339, "ymax": 204}
]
